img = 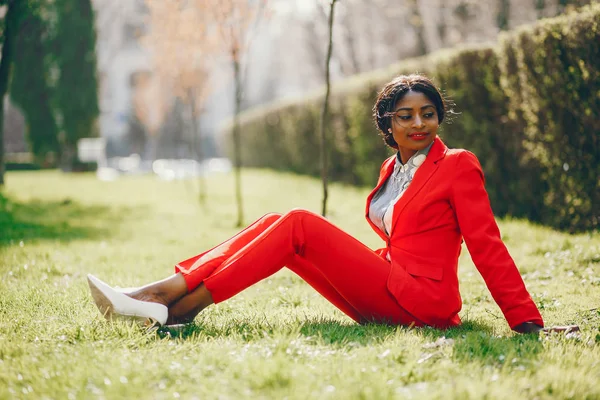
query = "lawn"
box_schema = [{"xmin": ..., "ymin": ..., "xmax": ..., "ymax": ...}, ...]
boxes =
[{"xmin": 1, "ymin": 169, "xmax": 599, "ymax": 399}]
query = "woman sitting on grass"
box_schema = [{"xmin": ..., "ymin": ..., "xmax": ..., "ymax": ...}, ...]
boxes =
[{"xmin": 88, "ymin": 74, "xmax": 545, "ymax": 334}]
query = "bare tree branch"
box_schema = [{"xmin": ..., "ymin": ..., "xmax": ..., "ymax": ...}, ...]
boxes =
[
  {"xmin": 144, "ymin": 0, "xmax": 216, "ymax": 204},
  {"xmin": 207, "ymin": 0, "xmax": 269, "ymax": 227}
]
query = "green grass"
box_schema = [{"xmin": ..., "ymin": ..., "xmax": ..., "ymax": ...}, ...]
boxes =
[{"xmin": 1, "ymin": 169, "xmax": 599, "ymax": 399}]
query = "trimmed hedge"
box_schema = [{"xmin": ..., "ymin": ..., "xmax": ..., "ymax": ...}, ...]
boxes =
[
  {"xmin": 224, "ymin": 4, "xmax": 600, "ymax": 232},
  {"xmin": 497, "ymin": 6, "xmax": 600, "ymax": 230}
]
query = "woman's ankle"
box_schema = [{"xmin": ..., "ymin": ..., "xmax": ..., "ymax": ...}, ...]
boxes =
[
  {"xmin": 126, "ymin": 290, "xmax": 170, "ymax": 307},
  {"xmin": 126, "ymin": 273, "xmax": 189, "ymax": 306}
]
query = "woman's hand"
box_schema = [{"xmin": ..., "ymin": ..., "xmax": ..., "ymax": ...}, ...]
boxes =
[{"xmin": 513, "ymin": 322, "xmax": 580, "ymax": 335}]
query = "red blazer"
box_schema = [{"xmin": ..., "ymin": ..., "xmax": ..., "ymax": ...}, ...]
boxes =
[{"xmin": 365, "ymin": 137, "xmax": 544, "ymax": 329}]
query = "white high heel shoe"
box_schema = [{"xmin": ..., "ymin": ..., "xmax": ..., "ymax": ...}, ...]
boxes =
[{"xmin": 87, "ymin": 274, "xmax": 169, "ymax": 326}]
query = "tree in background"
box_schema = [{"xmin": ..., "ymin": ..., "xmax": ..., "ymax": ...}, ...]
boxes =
[
  {"xmin": 156, "ymin": 98, "xmax": 187, "ymax": 159},
  {"xmin": 129, "ymin": 71, "xmax": 167, "ymax": 161},
  {"xmin": 497, "ymin": 0, "xmax": 511, "ymax": 30},
  {"xmin": 0, "ymin": 0, "xmax": 28, "ymax": 185},
  {"xmin": 10, "ymin": 0, "xmax": 59, "ymax": 166},
  {"xmin": 2, "ymin": 0, "xmax": 100, "ymax": 177},
  {"xmin": 407, "ymin": 0, "xmax": 428, "ymax": 56},
  {"xmin": 50, "ymin": 0, "xmax": 99, "ymax": 171},
  {"xmin": 208, "ymin": 0, "xmax": 268, "ymax": 227},
  {"xmin": 302, "ymin": 2, "xmax": 328, "ymax": 78},
  {"xmin": 126, "ymin": 111, "xmax": 147, "ymax": 157},
  {"xmin": 144, "ymin": 0, "xmax": 216, "ymax": 206},
  {"xmin": 319, "ymin": 0, "xmax": 338, "ymax": 217}
]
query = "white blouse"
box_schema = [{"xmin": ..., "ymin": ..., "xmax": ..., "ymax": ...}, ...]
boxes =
[{"xmin": 368, "ymin": 143, "xmax": 433, "ymax": 236}]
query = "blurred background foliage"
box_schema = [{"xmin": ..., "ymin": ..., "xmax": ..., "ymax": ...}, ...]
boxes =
[
  {"xmin": 2, "ymin": 0, "xmax": 99, "ymax": 171},
  {"xmin": 223, "ymin": 3, "xmax": 600, "ymax": 232}
]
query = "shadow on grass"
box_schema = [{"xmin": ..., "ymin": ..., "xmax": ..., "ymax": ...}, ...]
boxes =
[
  {"xmin": 451, "ymin": 330, "xmax": 543, "ymax": 366},
  {"xmin": 297, "ymin": 319, "xmax": 542, "ymax": 365},
  {"xmin": 155, "ymin": 317, "xmax": 487, "ymax": 345},
  {"xmin": 422, "ymin": 320, "xmax": 543, "ymax": 366},
  {"xmin": 155, "ymin": 317, "xmax": 400, "ymax": 343},
  {"xmin": 156, "ymin": 317, "xmax": 542, "ymax": 366},
  {"xmin": 299, "ymin": 319, "xmax": 399, "ymax": 345},
  {"xmin": 0, "ymin": 192, "xmax": 133, "ymax": 246}
]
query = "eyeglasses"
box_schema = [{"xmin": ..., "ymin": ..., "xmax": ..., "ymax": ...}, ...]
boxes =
[{"xmin": 385, "ymin": 110, "xmax": 437, "ymax": 128}]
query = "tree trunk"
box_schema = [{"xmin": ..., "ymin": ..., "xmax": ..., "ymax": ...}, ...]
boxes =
[
  {"xmin": 437, "ymin": 2, "xmax": 447, "ymax": 48},
  {"xmin": 0, "ymin": 0, "xmax": 20, "ymax": 186},
  {"xmin": 342, "ymin": 12, "xmax": 361, "ymax": 75},
  {"xmin": 232, "ymin": 57, "xmax": 244, "ymax": 227},
  {"xmin": 188, "ymin": 92, "xmax": 206, "ymax": 207},
  {"xmin": 411, "ymin": 0, "xmax": 427, "ymax": 56},
  {"xmin": 535, "ymin": 0, "xmax": 546, "ymax": 18},
  {"xmin": 497, "ymin": 0, "xmax": 510, "ymax": 31},
  {"xmin": 59, "ymin": 142, "xmax": 76, "ymax": 172},
  {"xmin": 320, "ymin": 0, "xmax": 338, "ymax": 217}
]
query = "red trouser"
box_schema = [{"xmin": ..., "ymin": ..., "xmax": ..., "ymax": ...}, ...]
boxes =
[{"xmin": 175, "ymin": 209, "xmax": 421, "ymax": 325}]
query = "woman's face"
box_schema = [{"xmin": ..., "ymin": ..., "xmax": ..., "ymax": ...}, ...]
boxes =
[{"xmin": 390, "ymin": 90, "xmax": 439, "ymax": 162}]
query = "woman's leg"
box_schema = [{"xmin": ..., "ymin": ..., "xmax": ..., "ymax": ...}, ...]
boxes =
[
  {"xmin": 127, "ymin": 213, "xmax": 283, "ymax": 322},
  {"xmin": 178, "ymin": 209, "xmax": 419, "ymax": 325},
  {"xmin": 159, "ymin": 283, "xmax": 211, "ymax": 324},
  {"xmin": 165, "ymin": 257, "xmax": 367, "ymax": 324},
  {"xmin": 173, "ymin": 213, "xmax": 283, "ymax": 291},
  {"xmin": 165, "ymin": 212, "xmax": 366, "ymax": 324},
  {"xmin": 127, "ymin": 273, "xmax": 188, "ymax": 306}
]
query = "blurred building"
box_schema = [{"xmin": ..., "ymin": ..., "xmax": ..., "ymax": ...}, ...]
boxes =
[{"xmin": 91, "ymin": 0, "xmax": 153, "ymax": 156}]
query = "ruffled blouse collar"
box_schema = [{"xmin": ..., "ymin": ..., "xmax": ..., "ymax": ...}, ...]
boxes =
[{"xmin": 394, "ymin": 141, "xmax": 434, "ymax": 170}]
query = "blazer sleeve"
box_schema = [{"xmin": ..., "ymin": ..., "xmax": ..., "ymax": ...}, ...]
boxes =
[{"xmin": 450, "ymin": 151, "xmax": 544, "ymax": 329}]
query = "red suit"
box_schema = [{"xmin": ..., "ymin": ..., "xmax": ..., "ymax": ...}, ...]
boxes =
[{"xmin": 175, "ymin": 138, "xmax": 543, "ymax": 329}]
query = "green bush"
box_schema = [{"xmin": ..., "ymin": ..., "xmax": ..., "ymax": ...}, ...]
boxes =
[
  {"xmin": 432, "ymin": 46, "xmax": 546, "ymax": 221},
  {"xmin": 223, "ymin": 4, "xmax": 600, "ymax": 232},
  {"xmin": 5, "ymin": 162, "xmax": 41, "ymax": 171},
  {"xmin": 497, "ymin": 5, "xmax": 600, "ymax": 230}
]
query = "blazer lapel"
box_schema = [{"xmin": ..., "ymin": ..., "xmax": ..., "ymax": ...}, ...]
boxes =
[
  {"xmin": 389, "ymin": 137, "xmax": 448, "ymax": 236},
  {"xmin": 365, "ymin": 155, "xmax": 396, "ymax": 241}
]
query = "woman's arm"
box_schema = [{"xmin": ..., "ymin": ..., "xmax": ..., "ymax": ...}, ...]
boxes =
[{"xmin": 449, "ymin": 151, "xmax": 544, "ymax": 331}]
